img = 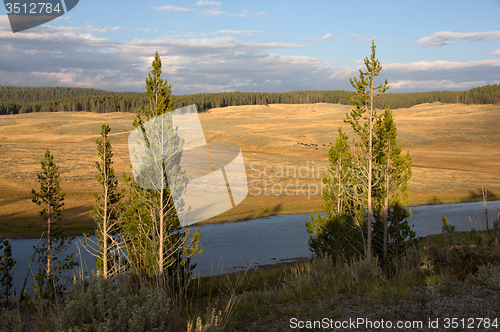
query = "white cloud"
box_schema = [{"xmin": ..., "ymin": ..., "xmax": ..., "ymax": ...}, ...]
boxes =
[
  {"xmin": 264, "ymin": 79, "xmax": 281, "ymax": 85},
  {"xmin": 348, "ymin": 33, "xmax": 379, "ymax": 42},
  {"xmin": 389, "ymin": 80, "xmax": 487, "ymax": 90},
  {"xmin": 384, "ymin": 59, "xmax": 500, "ymax": 71},
  {"xmin": 319, "ymin": 33, "xmax": 334, "ymax": 41},
  {"xmin": 205, "ymin": 7, "xmax": 224, "ymax": 16},
  {"xmin": 83, "ymin": 25, "xmax": 125, "ymax": 33},
  {"xmin": 228, "ymin": 9, "xmax": 249, "ymax": 17},
  {"xmin": 195, "ymin": 0, "xmax": 222, "ymax": 6},
  {"xmin": 304, "ymin": 33, "xmax": 342, "ymax": 42},
  {"xmin": 54, "ymin": 15, "xmax": 72, "ymax": 21},
  {"xmin": 415, "ymin": 31, "xmax": 500, "ymax": 47},
  {"xmin": 152, "ymin": 5, "xmax": 192, "ymax": 12},
  {"xmin": 488, "ymin": 49, "xmax": 500, "ymax": 56},
  {"xmin": 1, "ymin": 17, "xmax": 499, "ymax": 94},
  {"xmin": 197, "ymin": 6, "xmax": 266, "ymax": 17},
  {"xmin": 216, "ymin": 29, "xmax": 263, "ymax": 36}
]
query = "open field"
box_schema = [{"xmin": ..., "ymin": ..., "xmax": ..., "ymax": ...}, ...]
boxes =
[{"xmin": 1, "ymin": 102, "xmax": 500, "ymax": 237}]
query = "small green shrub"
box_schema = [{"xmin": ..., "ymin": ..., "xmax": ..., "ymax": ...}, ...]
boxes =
[
  {"xmin": 56, "ymin": 279, "xmax": 172, "ymax": 332},
  {"xmin": 467, "ymin": 228, "xmax": 483, "ymax": 246},
  {"xmin": 442, "ymin": 216, "xmax": 457, "ymax": 245},
  {"xmin": 428, "ymin": 223, "xmax": 500, "ymax": 279},
  {"xmin": 394, "ymin": 246, "xmax": 430, "ymax": 280},
  {"xmin": 347, "ymin": 257, "xmax": 382, "ymax": 282},
  {"xmin": 307, "ymin": 254, "xmax": 336, "ymax": 285},
  {"xmin": 468, "ymin": 263, "xmax": 500, "ymax": 290},
  {"xmin": 0, "ymin": 306, "xmax": 24, "ymax": 332}
]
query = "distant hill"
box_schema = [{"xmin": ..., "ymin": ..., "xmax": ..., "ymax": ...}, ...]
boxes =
[{"xmin": 0, "ymin": 84, "xmax": 499, "ymax": 115}]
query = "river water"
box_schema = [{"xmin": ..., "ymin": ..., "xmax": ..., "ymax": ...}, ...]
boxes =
[{"xmin": 2, "ymin": 200, "xmax": 499, "ymax": 295}]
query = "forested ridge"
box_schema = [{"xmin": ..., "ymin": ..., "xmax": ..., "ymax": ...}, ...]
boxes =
[{"xmin": 0, "ymin": 84, "xmax": 499, "ymax": 115}]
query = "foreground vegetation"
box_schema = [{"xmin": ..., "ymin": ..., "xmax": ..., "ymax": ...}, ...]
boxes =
[{"xmin": 0, "ymin": 227, "xmax": 499, "ymax": 331}]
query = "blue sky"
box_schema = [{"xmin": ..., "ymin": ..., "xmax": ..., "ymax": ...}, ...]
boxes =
[{"xmin": 1, "ymin": 0, "xmax": 500, "ymax": 94}]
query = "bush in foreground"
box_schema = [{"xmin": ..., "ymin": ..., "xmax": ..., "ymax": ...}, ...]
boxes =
[{"xmin": 56, "ymin": 279, "xmax": 172, "ymax": 332}]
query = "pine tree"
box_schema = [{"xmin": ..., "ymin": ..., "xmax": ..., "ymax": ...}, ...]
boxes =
[
  {"xmin": 85, "ymin": 124, "xmax": 123, "ymax": 279},
  {"xmin": 123, "ymin": 51, "xmax": 201, "ymax": 288},
  {"xmin": 31, "ymin": 149, "xmax": 77, "ymax": 299},
  {"xmin": 306, "ymin": 129, "xmax": 366, "ymax": 259},
  {"xmin": 0, "ymin": 239, "xmax": 16, "ymax": 305},
  {"xmin": 372, "ymin": 108, "xmax": 414, "ymax": 269},
  {"xmin": 344, "ymin": 40, "xmax": 389, "ymax": 261}
]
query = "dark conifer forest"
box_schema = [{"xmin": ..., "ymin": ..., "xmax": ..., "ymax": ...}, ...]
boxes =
[{"xmin": 0, "ymin": 84, "xmax": 499, "ymax": 115}]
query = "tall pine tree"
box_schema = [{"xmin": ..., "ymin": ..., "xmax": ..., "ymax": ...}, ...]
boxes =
[
  {"xmin": 309, "ymin": 41, "xmax": 415, "ymax": 267},
  {"xmin": 372, "ymin": 108, "xmax": 415, "ymax": 269},
  {"xmin": 306, "ymin": 129, "xmax": 366, "ymax": 259},
  {"xmin": 123, "ymin": 51, "xmax": 201, "ymax": 288},
  {"xmin": 85, "ymin": 124, "xmax": 123, "ymax": 279},
  {"xmin": 31, "ymin": 150, "xmax": 77, "ymax": 299},
  {"xmin": 344, "ymin": 40, "xmax": 389, "ymax": 261}
]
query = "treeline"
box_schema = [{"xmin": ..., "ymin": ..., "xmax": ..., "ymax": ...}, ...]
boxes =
[
  {"xmin": 1, "ymin": 84, "xmax": 499, "ymax": 115},
  {"xmin": 0, "ymin": 95, "xmax": 150, "ymax": 115},
  {"xmin": 374, "ymin": 84, "xmax": 500, "ymax": 109},
  {"xmin": 0, "ymin": 86, "xmax": 146, "ymax": 103}
]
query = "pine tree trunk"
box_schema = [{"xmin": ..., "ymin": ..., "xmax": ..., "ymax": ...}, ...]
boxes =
[
  {"xmin": 483, "ymin": 185, "xmax": 489, "ymax": 235},
  {"xmin": 366, "ymin": 73, "xmax": 374, "ymax": 262},
  {"xmin": 103, "ymin": 185, "xmax": 108, "ymax": 279},
  {"xmin": 159, "ymin": 189, "xmax": 164, "ymax": 288},
  {"xmin": 103, "ymin": 137, "xmax": 109, "ymax": 279},
  {"xmin": 337, "ymin": 158, "xmax": 342, "ymax": 257},
  {"xmin": 383, "ymin": 170, "xmax": 389, "ymax": 263},
  {"xmin": 47, "ymin": 193, "xmax": 51, "ymax": 282}
]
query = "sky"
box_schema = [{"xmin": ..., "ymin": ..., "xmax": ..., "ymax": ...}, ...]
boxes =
[{"xmin": 0, "ymin": 0, "xmax": 500, "ymax": 94}]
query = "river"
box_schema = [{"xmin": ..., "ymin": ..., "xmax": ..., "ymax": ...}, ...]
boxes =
[{"xmin": 2, "ymin": 200, "xmax": 498, "ymax": 295}]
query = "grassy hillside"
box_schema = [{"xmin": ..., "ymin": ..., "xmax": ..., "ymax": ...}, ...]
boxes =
[{"xmin": 1, "ymin": 102, "xmax": 500, "ymax": 237}]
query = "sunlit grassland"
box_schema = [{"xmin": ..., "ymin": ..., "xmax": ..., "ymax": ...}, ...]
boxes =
[{"xmin": 1, "ymin": 102, "xmax": 500, "ymax": 237}]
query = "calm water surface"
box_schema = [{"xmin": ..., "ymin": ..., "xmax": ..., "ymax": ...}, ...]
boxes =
[{"xmin": 4, "ymin": 200, "xmax": 499, "ymax": 295}]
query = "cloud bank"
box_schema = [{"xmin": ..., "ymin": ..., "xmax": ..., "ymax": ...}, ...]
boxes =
[
  {"xmin": 0, "ymin": 17, "xmax": 498, "ymax": 94},
  {"xmin": 416, "ymin": 31, "xmax": 500, "ymax": 47}
]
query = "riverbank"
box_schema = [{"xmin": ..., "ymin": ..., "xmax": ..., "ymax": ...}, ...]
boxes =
[{"xmin": 2, "ymin": 192, "xmax": 498, "ymax": 239}]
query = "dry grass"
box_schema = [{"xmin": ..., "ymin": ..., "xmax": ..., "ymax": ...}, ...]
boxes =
[{"xmin": 1, "ymin": 102, "xmax": 500, "ymax": 236}]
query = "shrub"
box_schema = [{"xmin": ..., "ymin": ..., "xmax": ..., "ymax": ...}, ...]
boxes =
[
  {"xmin": 0, "ymin": 306, "xmax": 24, "ymax": 332},
  {"xmin": 468, "ymin": 263, "xmax": 500, "ymax": 290},
  {"xmin": 346, "ymin": 257, "xmax": 382, "ymax": 282},
  {"xmin": 56, "ymin": 279, "xmax": 172, "ymax": 332}
]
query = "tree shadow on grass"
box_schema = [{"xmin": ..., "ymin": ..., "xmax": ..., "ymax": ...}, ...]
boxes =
[
  {"xmin": 427, "ymin": 196, "xmax": 444, "ymax": 205},
  {"xmin": 459, "ymin": 189, "xmax": 500, "ymax": 203},
  {"xmin": 258, "ymin": 203, "xmax": 283, "ymax": 217}
]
